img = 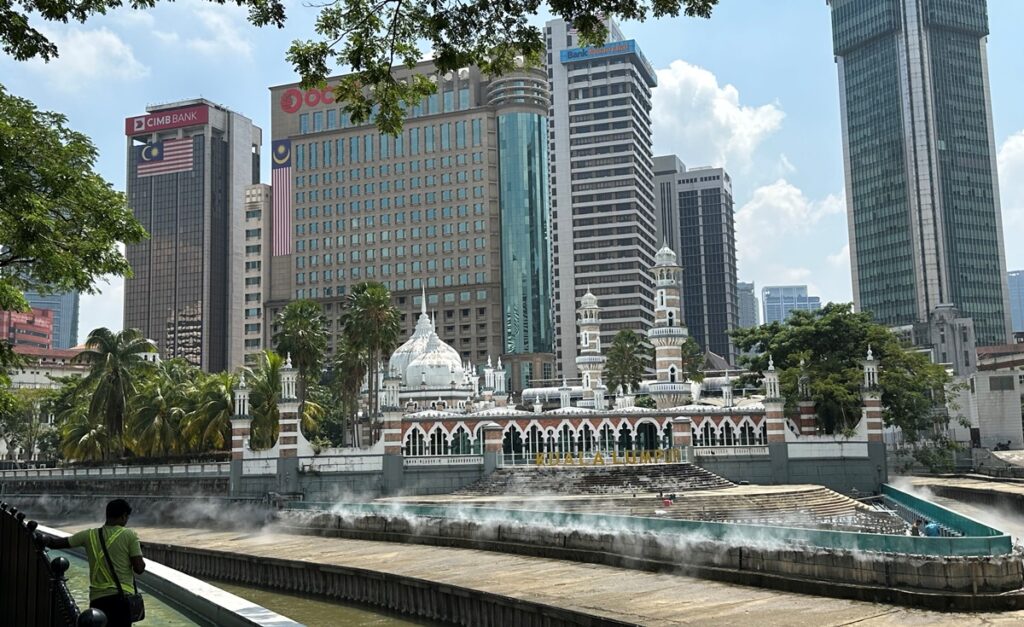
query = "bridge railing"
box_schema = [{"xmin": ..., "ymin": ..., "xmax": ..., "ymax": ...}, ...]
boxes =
[
  {"xmin": 0, "ymin": 462, "xmax": 230, "ymax": 480},
  {"xmin": 0, "ymin": 502, "xmax": 84, "ymax": 626}
]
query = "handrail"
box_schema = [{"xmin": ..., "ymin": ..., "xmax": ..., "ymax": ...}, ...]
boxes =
[{"xmin": 0, "ymin": 462, "xmax": 231, "ymax": 480}]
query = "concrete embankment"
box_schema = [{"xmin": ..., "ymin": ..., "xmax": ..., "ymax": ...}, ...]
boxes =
[
  {"xmin": 56, "ymin": 524, "xmax": 1024, "ymax": 626},
  {"xmin": 278, "ymin": 510, "xmax": 1024, "ymax": 611}
]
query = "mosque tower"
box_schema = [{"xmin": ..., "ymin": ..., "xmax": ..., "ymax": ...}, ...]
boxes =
[
  {"xmin": 647, "ymin": 243, "xmax": 691, "ymax": 409},
  {"xmin": 575, "ymin": 289, "xmax": 606, "ymax": 408}
]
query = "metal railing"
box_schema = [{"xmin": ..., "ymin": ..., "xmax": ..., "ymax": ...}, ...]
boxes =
[
  {"xmin": 0, "ymin": 462, "xmax": 230, "ymax": 480},
  {"xmin": 0, "ymin": 502, "xmax": 96, "ymax": 626}
]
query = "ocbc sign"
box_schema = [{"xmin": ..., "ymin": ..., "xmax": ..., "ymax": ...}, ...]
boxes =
[{"xmin": 279, "ymin": 87, "xmax": 335, "ymax": 114}]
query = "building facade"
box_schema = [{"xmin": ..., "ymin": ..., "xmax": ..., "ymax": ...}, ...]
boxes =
[
  {"xmin": 0, "ymin": 309, "xmax": 53, "ymax": 350},
  {"xmin": 1008, "ymin": 271, "xmax": 1024, "ymax": 333},
  {"xmin": 829, "ymin": 0, "xmax": 1011, "ymax": 345},
  {"xmin": 762, "ymin": 285, "xmax": 821, "ymax": 325},
  {"xmin": 546, "ymin": 19, "xmax": 659, "ymax": 378},
  {"xmin": 653, "ymin": 164, "xmax": 738, "ymax": 363},
  {"xmin": 737, "ymin": 281, "xmax": 759, "ymax": 329},
  {"xmin": 242, "ymin": 185, "xmax": 271, "ymax": 366},
  {"xmin": 22, "ymin": 291, "xmax": 78, "ymax": 349},
  {"xmin": 267, "ymin": 64, "xmax": 552, "ymax": 386},
  {"xmin": 124, "ymin": 99, "xmax": 262, "ymax": 372}
]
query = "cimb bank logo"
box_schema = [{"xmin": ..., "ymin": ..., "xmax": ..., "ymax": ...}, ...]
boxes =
[
  {"xmin": 279, "ymin": 87, "xmax": 335, "ymax": 113},
  {"xmin": 132, "ymin": 117, "xmax": 146, "ymax": 132}
]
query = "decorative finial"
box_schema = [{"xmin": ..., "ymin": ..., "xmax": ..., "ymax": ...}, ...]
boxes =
[
  {"xmin": 487, "ymin": 355, "xmax": 492, "ymax": 368},
  {"xmin": 767, "ymin": 354, "xmax": 775, "ymax": 371},
  {"xmin": 799, "ymin": 358, "xmax": 805, "ymax": 369},
  {"xmin": 238, "ymin": 372, "xmax": 246, "ymax": 388},
  {"xmin": 421, "ymin": 286, "xmax": 427, "ymax": 316},
  {"xmin": 866, "ymin": 344, "xmax": 874, "ymax": 361},
  {"xmin": 496, "ymin": 357, "xmax": 502, "ymax": 370},
  {"xmin": 285, "ymin": 353, "xmax": 293, "ymax": 369}
]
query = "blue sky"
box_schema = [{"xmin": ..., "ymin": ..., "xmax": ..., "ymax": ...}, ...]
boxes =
[{"xmin": 3, "ymin": 0, "xmax": 1024, "ymax": 343}]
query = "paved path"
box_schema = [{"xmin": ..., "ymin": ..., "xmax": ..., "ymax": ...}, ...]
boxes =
[{"xmin": 60, "ymin": 523, "xmax": 1024, "ymax": 626}]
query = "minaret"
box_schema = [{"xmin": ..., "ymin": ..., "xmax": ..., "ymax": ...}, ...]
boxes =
[
  {"xmin": 646, "ymin": 243, "xmax": 690, "ymax": 408},
  {"xmin": 575, "ymin": 289, "xmax": 606, "ymax": 408}
]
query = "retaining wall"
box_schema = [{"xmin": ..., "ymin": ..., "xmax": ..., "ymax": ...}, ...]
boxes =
[
  {"xmin": 0, "ymin": 478, "xmax": 228, "ymax": 496},
  {"xmin": 278, "ymin": 511, "xmax": 1024, "ymax": 610},
  {"xmin": 143, "ymin": 542, "xmax": 634, "ymax": 627}
]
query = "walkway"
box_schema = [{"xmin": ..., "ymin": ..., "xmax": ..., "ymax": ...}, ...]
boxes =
[{"xmin": 60, "ymin": 523, "xmax": 1024, "ymax": 626}]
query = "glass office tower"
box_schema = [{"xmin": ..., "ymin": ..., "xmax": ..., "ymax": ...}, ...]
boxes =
[{"xmin": 830, "ymin": 0, "xmax": 1011, "ymax": 345}]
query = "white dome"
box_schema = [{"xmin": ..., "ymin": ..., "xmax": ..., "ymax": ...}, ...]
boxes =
[
  {"xmin": 406, "ymin": 332, "xmax": 465, "ymax": 388},
  {"xmin": 388, "ymin": 310, "xmax": 433, "ymax": 384},
  {"xmin": 654, "ymin": 243, "xmax": 678, "ymax": 267},
  {"xmin": 580, "ymin": 289, "xmax": 598, "ymax": 309}
]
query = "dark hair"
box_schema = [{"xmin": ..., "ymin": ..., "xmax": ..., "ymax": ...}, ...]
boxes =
[{"xmin": 106, "ymin": 499, "xmax": 133, "ymax": 519}]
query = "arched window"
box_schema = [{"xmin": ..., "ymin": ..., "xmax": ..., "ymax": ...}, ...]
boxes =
[
  {"xmin": 669, "ymin": 366, "xmax": 677, "ymax": 383},
  {"xmin": 658, "ymin": 290, "xmax": 665, "ymax": 307},
  {"xmin": 668, "ymin": 311, "xmax": 675, "ymax": 327}
]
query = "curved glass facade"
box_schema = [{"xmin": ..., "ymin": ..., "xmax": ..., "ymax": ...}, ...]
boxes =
[{"xmin": 497, "ymin": 112, "xmax": 552, "ymax": 356}]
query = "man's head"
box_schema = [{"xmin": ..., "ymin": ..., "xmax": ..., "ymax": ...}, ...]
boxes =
[{"xmin": 105, "ymin": 499, "xmax": 133, "ymax": 525}]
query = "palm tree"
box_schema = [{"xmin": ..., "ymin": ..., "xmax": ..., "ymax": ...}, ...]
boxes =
[
  {"xmin": 244, "ymin": 350, "xmax": 283, "ymax": 450},
  {"xmin": 604, "ymin": 330, "xmax": 651, "ymax": 393},
  {"xmin": 183, "ymin": 371, "xmax": 236, "ymax": 452},
  {"xmin": 59, "ymin": 410, "xmax": 109, "ymax": 462},
  {"xmin": 75, "ymin": 327, "xmax": 157, "ymax": 459},
  {"xmin": 330, "ymin": 337, "xmax": 370, "ymax": 446},
  {"xmin": 127, "ymin": 377, "xmax": 184, "ymax": 458},
  {"xmin": 340, "ymin": 282, "xmax": 400, "ymax": 434},
  {"xmin": 272, "ymin": 299, "xmax": 328, "ymax": 407}
]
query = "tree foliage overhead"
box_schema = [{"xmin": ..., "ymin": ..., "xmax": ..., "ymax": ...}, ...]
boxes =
[
  {"xmin": 1, "ymin": 0, "xmax": 717, "ymax": 134},
  {"xmin": 732, "ymin": 303, "xmax": 955, "ymax": 440},
  {"xmin": 604, "ymin": 330, "xmax": 650, "ymax": 393},
  {"xmin": 0, "ymin": 86, "xmax": 147, "ymax": 311}
]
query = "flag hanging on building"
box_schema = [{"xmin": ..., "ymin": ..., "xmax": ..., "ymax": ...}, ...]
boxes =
[
  {"xmin": 271, "ymin": 139, "xmax": 293, "ymax": 257},
  {"xmin": 137, "ymin": 138, "xmax": 194, "ymax": 177}
]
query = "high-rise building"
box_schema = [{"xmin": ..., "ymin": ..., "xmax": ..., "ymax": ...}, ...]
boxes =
[
  {"xmin": 546, "ymin": 19, "xmax": 659, "ymax": 379},
  {"xmin": 268, "ymin": 63, "xmax": 553, "ymax": 389},
  {"xmin": 242, "ymin": 185, "xmax": 271, "ymax": 366},
  {"xmin": 1008, "ymin": 271, "xmax": 1024, "ymax": 333},
  {"xmin": 737, "ymin": 282, "xmax": 759, "ymax": 329},
  {"xmin": 653, "ymin": 158, "xmax": 738, "ymax": 362},
  {"xmin": 22, "ymin": 290, "xmax": 78, "ymax": 348},
  {"xmin": 0, "ymin": 308, "xmax": 53, "ymax": 350},
  {"xmin": 124, "ymin": 99, "xmax": 262, "ymax": 372},
  {"xmin": 762, "ymin": 285, "xmax": 821, "ymax": 325},
  {"xmin": 829, "ymin": 0, "xmax": 1011, "ymax": 345}
]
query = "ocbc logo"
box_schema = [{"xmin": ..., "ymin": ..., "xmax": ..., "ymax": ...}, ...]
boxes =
[{"xmin": 279, "ymin": 87, "xmax": 336, "ymax": 113}]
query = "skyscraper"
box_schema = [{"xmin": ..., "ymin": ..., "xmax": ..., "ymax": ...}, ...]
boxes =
[
  {"xmin": 762, "ymin": 285, "xmax": 821, "ymax": 325},
  {"xmin": 830, "ymin": 0, "xmax": 1011, "ymax": 345},
  {"xmin": 267, "ymin": 63, "xmax": 553, "ymax": 389},
  {"xmin": 546, "ymin": 19, "xmax": 659, "ymax": 378},
  {"xmin": 124, "ymin": 99, "xmax": 262, "ymax": 372},
  {"xmin": 737, "ymin": 282, "xmax": 759, "ymax": 329},
  {"xmin": 653, "ymin": 158, "xmax": 738, "ymax": 363},
  {"xmin": 22, "ymin": 290, "xmax": 78, "ymax": 348},
  {"xmin": 1008, "ymin": 271, "xmax": 1024, "ymax": 334},
  {"xmin": 242, "ymin": 184, "xmax": 271, "ymax": 366}
]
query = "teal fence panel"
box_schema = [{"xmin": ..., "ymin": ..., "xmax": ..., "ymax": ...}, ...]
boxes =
[
  {"xmin": 293, "ymin": 496, "xmax": 1013, "ymax": 557},
  {"xmin": 881, "ymin": 484, "xmax": 1002, "ymax": 537}
]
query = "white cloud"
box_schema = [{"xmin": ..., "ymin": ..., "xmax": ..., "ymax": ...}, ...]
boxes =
[
  {"xmin": 111, "ymin": 11, "xmax": 156, "ymax": 28},
  {"xmin": 27, "ymin": 28, "xmax": 148, "ymax": 90},
  {"xmin": 153, "ymin": 31, "xmax": 181, "ymax": 45},
  {"xmin": 827, "ymin": 243, "xmax": 850, "ymax": 268},
  {"xmin": 652, "ymin": 59, "xmax": 785, "ymax": 169},
  {"xmin": 184, "ymin": 5, "xmax": 253, "ymax": 59},
  {"xmin": 776, "ymin": 153, "xmax": 796, "ymax": 176},
  {"xmin": 735, "ymin": 179, "xmax": 844, "ymax": 263},
  {"xmin": 998, "ymin": 130, "xmax": 1024, "ymax": 270}
]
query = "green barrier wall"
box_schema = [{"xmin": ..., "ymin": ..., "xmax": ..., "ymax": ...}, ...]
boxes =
[
  {"xmin": 293, "ymin": 489, "xmax": 1013, "ymax": 557},
  {"xmin": 881, "ymin": 483, "xmax": 1001, "ymax": 537}
]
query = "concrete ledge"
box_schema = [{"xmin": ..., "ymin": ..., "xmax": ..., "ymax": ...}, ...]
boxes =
[
  {"xmin": 37, "ymin": 525, "xmax": 299, "ymax": 627},
  {"xmin": 143, "ymin": 542, "xmax": 636, "ymax": 627},
  {"xmin": 278, "ymin": 513, "xmax": 1024, "ymax": 612}
]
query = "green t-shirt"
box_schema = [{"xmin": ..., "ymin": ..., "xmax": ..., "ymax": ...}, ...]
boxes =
[{"xmin": 68, "ymin": 525, "xmax": 143, "ymax": 600}]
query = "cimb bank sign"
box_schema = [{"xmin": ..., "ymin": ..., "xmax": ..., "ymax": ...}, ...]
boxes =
[
  {"xmin": 125, "ymin": 105, "xmax": 209, "ymax": 136},
  {"xmin": 560, "ymin": 40, "xmax": 637, "ymax": 63}
]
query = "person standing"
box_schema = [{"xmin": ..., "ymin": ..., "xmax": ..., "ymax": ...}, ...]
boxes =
[
  {"xmin": 909, "ymin": 519, "xmax": 923, "ymax": 536},
  {"xmin": 45, "ymin": 498, "xmax": 145, "ymax": 626}
]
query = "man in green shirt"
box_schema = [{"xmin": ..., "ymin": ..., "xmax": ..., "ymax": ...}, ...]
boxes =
[{"xmin": 46, "ymin": 498, "xmax": 146, "ymax": 626}]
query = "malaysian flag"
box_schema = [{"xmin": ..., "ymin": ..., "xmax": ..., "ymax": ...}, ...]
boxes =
[
  {"xmin": 137, "ymin": 138, "xmax": 194, "ymax": 177},
  {"xmin": 271, "ymin": 139, "xmax": 292, "ymax": 257}
]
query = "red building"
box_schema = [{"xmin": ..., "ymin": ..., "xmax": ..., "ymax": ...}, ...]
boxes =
[{"xmin": 0, "ymin": 308, "xmax": 54, "ymax": 349}]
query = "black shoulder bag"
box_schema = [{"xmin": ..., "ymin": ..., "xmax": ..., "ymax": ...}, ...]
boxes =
[{"xmin": 98, "ymin": 527, "xmax": 146, "ymax": 623}]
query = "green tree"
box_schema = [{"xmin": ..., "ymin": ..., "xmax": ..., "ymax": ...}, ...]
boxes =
[
  {"xmin": 0, "ymin": 87, "xmax": 147, "ymax": 410},
  {"xmin": 127, "ymin": 376, "xmax": 185, "ymax": 457},
  {"xmin": 245, "ymin": 350, "xmax": 283, "ymax": 450},
  {"xmin": 732, "ymin": 303, "xmax": 954, "ymax": 439},
  {"xmin": 321, "ymin": 337, "xmax": 370, "ymax": 446},
  {"xmin": 340, "ymin": 282, "xmax": 400, "ymax": 432},
  {"xmin": 0, "ymin": 387, "xmax": 51, "ymax": 460},
  {"xmin": 604, "ymin": 330, "xmax": 650, "ymax": 393},
  {"xmin": 2, "ymin": 2, "xmax": 717, "ymax": 134},
  {"xmin": 183, "ymin": 371, "xmax": 237, "ymax": 452},
  {"xmin": 273, "ymin": 299, "xmax": 328, "ymax": 408},
  {"xmin": 75, "ymin": 327, "xmax": 157, "ymax": 459},
  {"xmin": 59, "ymin": 412, "xmax": 109, "ymax": 463}
]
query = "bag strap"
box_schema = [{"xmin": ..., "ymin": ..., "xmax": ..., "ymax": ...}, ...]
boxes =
[{"xmin": 98, "ymin": 527, "xmax": 138, "ymax": 597}]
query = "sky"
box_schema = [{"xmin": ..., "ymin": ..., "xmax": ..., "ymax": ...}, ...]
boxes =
[{"xmin": 3, "ymin": 0, "xmax": 1024, "ymax": 345}]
